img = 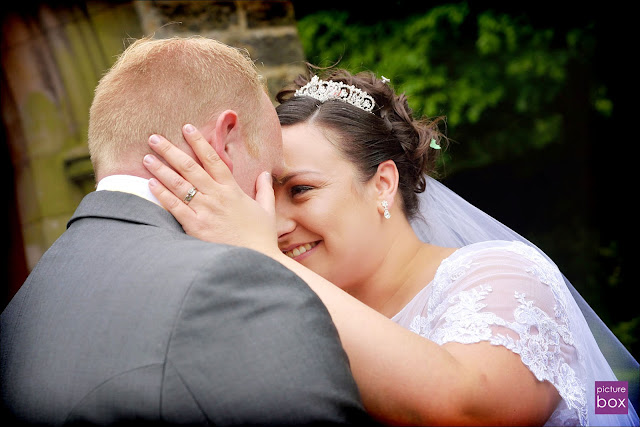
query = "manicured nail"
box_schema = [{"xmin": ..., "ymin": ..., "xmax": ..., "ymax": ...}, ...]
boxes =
[
  {"xmin": 149, "ymin": 134, "xmax": 161, "ymax": 145},
  {"xmin": 143, "ymin": 154, "xmax": 155, "ymax": 165},
  {"xmin": 184, "ymin": 124, "xmax": 195, "ymax": 133}
]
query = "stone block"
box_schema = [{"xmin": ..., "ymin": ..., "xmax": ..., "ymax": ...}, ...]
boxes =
[
  {"xmin": 243, "ymin": 1, "xmax": 296, "ymax": 28},
  {"xmin": 143, "ymin": 0, "xmax": 238, "ymax": 33},
  {"xmin": 260, "ymin": 65, "xmax": 308, "ymax": 102},
  {"xmin": 231, "ymin": 31, "xmax": 305, "ymax": 67}
]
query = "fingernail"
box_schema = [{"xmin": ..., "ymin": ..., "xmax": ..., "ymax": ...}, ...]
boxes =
[
  {"xmin": 143, "ymin": 154, "xmax": 155, "ymax": 165},
  {"xmin": 149, "ymin": 134, "xmax": 161, "ymax": 145},
  {"xmin": 149, "ymin": 178, "xmax": 158, "ymax": 187},
  {"xmin": 184, "ymin": 124, "xmax": 195, "ymax": 133}
]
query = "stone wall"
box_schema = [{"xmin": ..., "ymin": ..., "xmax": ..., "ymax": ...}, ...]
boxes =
[
  {"xmin": 135, "ymin": 1, "xmax": 306, "ymax": 97},
  {"xmin": 1, "ymin": 1, "xmax": 145, "ymax": 304},
  {"xmin": 1, "ymin": 1, "xmax": 306, "ymax": 306}
]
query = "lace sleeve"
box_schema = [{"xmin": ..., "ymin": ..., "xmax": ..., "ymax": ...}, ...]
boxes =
[{"xmin": 396, "ymin": 241, "xmax": 588, "ymax": 425}]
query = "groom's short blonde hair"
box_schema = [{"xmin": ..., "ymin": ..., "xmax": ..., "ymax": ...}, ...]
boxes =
[{"xmin": 88, "ymin": 36, "xmax": 265, "ymax": 178}]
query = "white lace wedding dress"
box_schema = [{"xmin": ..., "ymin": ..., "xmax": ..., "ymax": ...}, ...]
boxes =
[{"xmin": 392, "ymin": 240, "xmax": 635, "ymax": 426}]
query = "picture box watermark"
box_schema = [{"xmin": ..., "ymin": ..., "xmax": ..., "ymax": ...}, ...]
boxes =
[{"xmin": 595, "ymin": 381, "xmax": 628, "ymax": 415}]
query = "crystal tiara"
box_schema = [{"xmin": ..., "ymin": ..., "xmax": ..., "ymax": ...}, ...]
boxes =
[{"xmin": 294, "ymin": 75, "xmax": 376, "ymax": 112}]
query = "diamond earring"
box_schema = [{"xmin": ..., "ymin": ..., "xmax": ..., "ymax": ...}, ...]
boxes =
[{"xmin": 381, "ymin": 200, "xmax": 391, "ymax": 219}]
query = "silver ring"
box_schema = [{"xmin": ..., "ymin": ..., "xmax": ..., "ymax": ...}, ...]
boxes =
[{"xmin": 183, "ymin": 186, "xmax": 198, "ymax": 204}]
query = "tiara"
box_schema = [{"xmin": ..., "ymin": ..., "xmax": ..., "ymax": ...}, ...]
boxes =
[{"xmin": 294, "ymin": 75, "xmax": 376, "ymax": 113}]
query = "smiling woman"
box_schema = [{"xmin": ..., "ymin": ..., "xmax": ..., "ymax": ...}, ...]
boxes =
[
  {"xmin": 142, "ymin": 67, "xmax": 639, "ymax": 426},
  {"xmin": 274, "ymin": 121, "xmax": 394, "ymax": 294}
]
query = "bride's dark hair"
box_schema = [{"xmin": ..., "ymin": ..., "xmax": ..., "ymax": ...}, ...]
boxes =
[{"xmin": 276, "ymin": 66, "xmax": 447, "ymax": 220}]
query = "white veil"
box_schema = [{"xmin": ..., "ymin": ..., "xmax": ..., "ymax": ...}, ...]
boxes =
[{"xmin": 412, "ymin": 176, "xmax": 639, "ymax": 426}]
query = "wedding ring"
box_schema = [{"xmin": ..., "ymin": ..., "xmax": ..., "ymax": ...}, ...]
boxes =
[{"xmin": 183, "ymin": 186, "xmax": 198, "ymax": 204}]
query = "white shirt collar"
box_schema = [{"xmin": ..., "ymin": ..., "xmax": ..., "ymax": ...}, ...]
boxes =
[{"xmin": 96, "ymin": 175, "xmax": 161, "ymax": 207}]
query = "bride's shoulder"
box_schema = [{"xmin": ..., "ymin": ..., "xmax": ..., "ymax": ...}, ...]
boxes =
[
  {"xmin": 394, "ymin": 241, "xmax": 563, "ymax": 322},
  {"xmin": 438, "ymin": 240, "xmax": 563, "ymax": 283},
  {"xmin": 447, "ymin": 240, "xmax": 553, "ymax": 265}
]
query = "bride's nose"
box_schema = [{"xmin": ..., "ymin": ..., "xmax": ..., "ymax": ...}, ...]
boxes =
[{"xmin": 276, "ymin": 210, "xmax": 296, "ymax": 241}]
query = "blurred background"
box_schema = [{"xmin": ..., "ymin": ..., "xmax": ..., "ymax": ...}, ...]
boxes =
[{"xmin": 2, "ymin": 0, "xmax": 635, "ymax": 364}]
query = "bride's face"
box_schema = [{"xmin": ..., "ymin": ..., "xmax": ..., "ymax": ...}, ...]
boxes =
[{"xmin": 275, "ymin": 122, "xmax": 382, "ymax": 291}]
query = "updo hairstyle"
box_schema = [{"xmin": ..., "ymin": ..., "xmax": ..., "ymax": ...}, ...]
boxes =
[{"xmin": 276, "ymin": 67, "xmax": 447, "ymax": 220}]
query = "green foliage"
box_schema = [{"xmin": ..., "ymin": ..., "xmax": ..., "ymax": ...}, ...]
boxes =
[
  {"xmin": 613, "ymin": 317, "xmax": 640, "ymax": 355},
  {"xmin": 296, "ymin": 3, "xmax": 601, "ymax": 173}
]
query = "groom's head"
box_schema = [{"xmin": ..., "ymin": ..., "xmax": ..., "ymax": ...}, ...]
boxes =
[{"xmin": 88, "ymin": 36, "xmax": 283, "ymax": 197}]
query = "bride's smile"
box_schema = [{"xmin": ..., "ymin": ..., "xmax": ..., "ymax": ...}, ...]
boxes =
[{"xmin": 282, "ymin": 241, "xmax": 319, "ymax": 259}]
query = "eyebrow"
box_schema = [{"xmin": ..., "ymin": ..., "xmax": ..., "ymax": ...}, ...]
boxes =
[{"xmin": 273, "ymin": 170, "xmax": 321, "ymax": 186}]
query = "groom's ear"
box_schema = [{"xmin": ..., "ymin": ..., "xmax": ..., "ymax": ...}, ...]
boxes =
[
  {"xmin": 210, "ymin": 110, "xmax": 240, "ymax": 173},
  {"xmin": 374, "ymin": 160, "xmax": 399, "ymax": 206}
]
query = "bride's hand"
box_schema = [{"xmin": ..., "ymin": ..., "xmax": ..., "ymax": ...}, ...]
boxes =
[{"xmin": 142, "ymin": 124, "xmax": 280, "ymax": 257}]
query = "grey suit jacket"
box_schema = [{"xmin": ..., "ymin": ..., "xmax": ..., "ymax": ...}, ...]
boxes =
[{"xmin": 1, "ymin": 191, "xmax": 369, "ymax": 426}]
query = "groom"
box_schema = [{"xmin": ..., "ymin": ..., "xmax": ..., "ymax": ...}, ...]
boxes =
[{"xmin": 0, "ymin": 36, "xmax": 368, "ymax": 425}]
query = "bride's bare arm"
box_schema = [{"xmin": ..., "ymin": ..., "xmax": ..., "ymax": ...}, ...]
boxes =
[{"xmin": 142, "ymin": 126, "xmax": 560, "ymax": 426}]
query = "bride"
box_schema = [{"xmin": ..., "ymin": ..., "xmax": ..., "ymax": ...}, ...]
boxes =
[{"xmin": 142, "ymin": 68, "xmax": 639, "ymax": 426}]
